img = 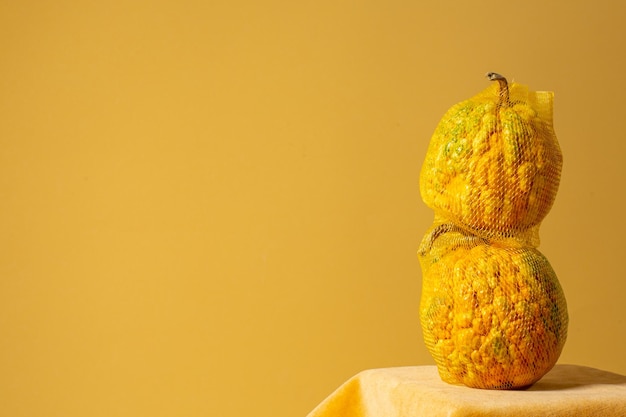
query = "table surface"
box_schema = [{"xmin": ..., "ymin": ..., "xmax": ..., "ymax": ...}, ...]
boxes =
[{"xmin": 307, "ymin": 364, "xmax": 626, "ymax": 417}]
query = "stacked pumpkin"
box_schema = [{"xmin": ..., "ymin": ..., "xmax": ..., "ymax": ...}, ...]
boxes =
[{"xmin": 418, "ymin": 73, "xmax": 568, "ymax": 389}]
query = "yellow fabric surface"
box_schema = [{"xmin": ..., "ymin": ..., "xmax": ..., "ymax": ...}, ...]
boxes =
[{"xmin": 307, "ymin": 365, "xmax": 626, "ymax": 417}]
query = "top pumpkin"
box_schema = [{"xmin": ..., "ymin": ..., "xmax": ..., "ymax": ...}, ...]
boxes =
[{"xmin": 419, "ymin": 73, "xmax": 562, "ymax": 245}]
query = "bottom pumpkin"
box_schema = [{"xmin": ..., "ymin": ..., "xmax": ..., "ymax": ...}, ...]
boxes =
[{"xmin": 418, "ymin": 223, "xmax": 568, "ymax": 389}]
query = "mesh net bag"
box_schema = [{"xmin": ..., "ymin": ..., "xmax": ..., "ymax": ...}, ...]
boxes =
[
  {"xmin": 418, "ymin": 73, "xmax": 568, "ymax": 390},
  {"xmin": 419, "ymin": 73, "xmax": 563, "ymax": 248}
]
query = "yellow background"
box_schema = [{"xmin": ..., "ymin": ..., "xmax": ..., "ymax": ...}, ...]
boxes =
[{"xmin": 1, "ymin": 1, "xmax": 625, "ymax": 416}]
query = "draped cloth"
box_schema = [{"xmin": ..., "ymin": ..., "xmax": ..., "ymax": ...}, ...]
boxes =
[{"xmin": 307, "ymin": 364, "xmax": 626, "ymax": 417}]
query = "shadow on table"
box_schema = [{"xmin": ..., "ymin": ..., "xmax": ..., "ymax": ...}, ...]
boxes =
[{"xmin": 528, "ymin": 364, "xmax": 626, "ymax": 391}]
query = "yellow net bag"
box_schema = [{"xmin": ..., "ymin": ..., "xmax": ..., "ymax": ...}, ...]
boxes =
[
  {"xmin": 420, "ymin": 73, "xmax": 562, "ymax": 247},
  {"xmin": 418, "ymin": 73, "xmax": 568, "ymax": 389}
]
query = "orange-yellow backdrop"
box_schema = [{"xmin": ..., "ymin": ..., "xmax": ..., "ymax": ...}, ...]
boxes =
[{"xmin": 1, "ymin": 1, "xmax": 625, "ymax": 416}]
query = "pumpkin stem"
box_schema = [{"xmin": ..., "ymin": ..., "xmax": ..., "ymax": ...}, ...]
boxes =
[
  {"xmin": 418, "ymin": 223, "xmax": 463, "ymax": 256},
  {"xmin": 418, "ymin": 222, "xmax": 489, "ymax": 256},
  {"xmin": 486, "ymin": 72, "xmax": 510, "ymax": 107}
]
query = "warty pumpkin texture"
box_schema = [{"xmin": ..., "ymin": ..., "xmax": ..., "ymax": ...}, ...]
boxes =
[
  {"xmin": 419, "ymin": 73, "xmax": 562, "ymax": 245},
  {"xmin": 418, "ymin": 222, "xmax": 568, "ymax": 389}
]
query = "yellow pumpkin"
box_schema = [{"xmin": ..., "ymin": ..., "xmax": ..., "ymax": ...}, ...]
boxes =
[
  {"xmin": 418, "ymin": 222, "xmax": 568, "ymax": 389},
  {"xmin": 419, "ymin": 73, "xmax": 562, "ymax": 245}
]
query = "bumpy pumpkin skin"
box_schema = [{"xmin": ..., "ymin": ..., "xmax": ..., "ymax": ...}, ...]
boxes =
[
  {"xmin": 418, "ymin": 224, "xmax": 568, "ymax": 390},
  {"xmin": 419, "ymin": 82, "xmax": 562, "ymax": 245}
]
